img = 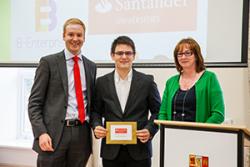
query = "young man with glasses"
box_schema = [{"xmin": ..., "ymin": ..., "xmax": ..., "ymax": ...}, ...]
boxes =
[{"xmin": 91, "ymin": 36, "xmax": 161, "ymax": 167}]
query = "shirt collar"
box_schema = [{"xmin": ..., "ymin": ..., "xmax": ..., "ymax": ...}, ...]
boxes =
[
  {"xmin": 64, "ymin": 49, "xmax": 82, "ymax": 61},
  {"xmin": 114, "ymin": 69, "xmax": 133, "ymax": 83}
]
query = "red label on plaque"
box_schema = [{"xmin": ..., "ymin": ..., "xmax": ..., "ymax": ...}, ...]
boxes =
[{"xmin": 115, "ymin": 128, "xmax": 127, "ymax": 134}]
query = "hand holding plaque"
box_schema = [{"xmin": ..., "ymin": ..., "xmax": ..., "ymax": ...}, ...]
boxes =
[
  {"xmin": 106, "ymin": 122, "xmax": 137, "ymax": 144},
  {"xmin": 136, "ymin": 128, "xmax": 151, "ymax": 143}
]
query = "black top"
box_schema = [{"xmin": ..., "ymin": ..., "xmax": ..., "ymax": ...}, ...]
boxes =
[{"xmin": 172, "ymin": 86, "xmax": 196, "ymax": 122}]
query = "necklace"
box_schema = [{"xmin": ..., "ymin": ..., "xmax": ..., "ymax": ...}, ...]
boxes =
[
  {"xmin": 180, "ymin": 73, "xmax": 198, "ymax": 90},
  {"xmin": 173, "ymin": 89, "xmax": 190, "ymax": 121}
]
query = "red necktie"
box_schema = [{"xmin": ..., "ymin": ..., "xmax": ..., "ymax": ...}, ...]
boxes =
[{"xmin": 73, "ymin": 55, "xmax": 85, "ymax": 123}]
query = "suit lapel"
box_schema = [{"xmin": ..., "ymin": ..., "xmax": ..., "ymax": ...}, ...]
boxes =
[
  {"xmin": 56, "ymin": 52, "xmax": 68, "ymax": 97},
  {"xmin": 107, "ymin": 71, "xmax": 123, "ymax": 118},
  {"xmin": 124, "ymin": 70, "xmax": 142, "ymax": 116},
  {"xmin": 82, "ymin": 57, "xmax": 90, "ymax": 100}
]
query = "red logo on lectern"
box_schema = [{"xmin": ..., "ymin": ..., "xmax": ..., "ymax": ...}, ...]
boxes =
[{"xmin": 189, "ymin": 154, "xmax": 209, "ymax": 167}]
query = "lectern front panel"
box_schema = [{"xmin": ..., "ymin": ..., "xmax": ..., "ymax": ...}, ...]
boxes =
[{"xmin": 163, "ymin": 128, "xmax": 237, "ymax": 167}]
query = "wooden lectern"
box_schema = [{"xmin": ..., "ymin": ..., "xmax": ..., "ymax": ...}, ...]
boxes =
[{"xmin": 154, "ymin": 120, "xmax": 250, "ymax": 167}]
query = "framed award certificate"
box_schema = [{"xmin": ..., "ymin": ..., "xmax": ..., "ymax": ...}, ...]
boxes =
[{"xmin": 106, "ymin": 122, "xmax": 137, "ymax": 144}]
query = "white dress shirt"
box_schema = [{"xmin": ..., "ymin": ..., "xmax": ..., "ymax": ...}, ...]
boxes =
[{"xmin": 114, "ymin": 70, "xmax": 133, "ymax": 112}]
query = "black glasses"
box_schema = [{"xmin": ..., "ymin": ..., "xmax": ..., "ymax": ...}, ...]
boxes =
[
  {"xmin": 177, "ymin": 51, "xmax": 193, "ymax": 57},
  {"xmin": 114, "ymin": 51, "xmax": 134, "ymax": 57}
]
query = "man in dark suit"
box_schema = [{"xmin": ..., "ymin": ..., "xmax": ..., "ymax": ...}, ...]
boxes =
[
  {"xmin": 28, "ymin": 18, "xmax": 96, "ymax": 167},
  {"xmin": 91, "ymin": 36, "xmax": 161, "ymax": 167}
]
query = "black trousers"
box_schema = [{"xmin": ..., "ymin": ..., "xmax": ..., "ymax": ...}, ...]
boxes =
[
  {"xmin": 102, "ymin": 145, "xmax": 151, "ymax": 167},
  {"xmin": 37, "ymin": 122, "xmax": 91, "ymax": 167}
]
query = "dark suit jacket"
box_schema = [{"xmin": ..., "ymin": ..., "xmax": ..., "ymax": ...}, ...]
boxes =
[
  {"xmin": 91, "ymin": 69, "xmax": 161, "ymax": 160},
  {"xmin": 28, "ymin": 50, "xmax": 96, "ymax": 154}
]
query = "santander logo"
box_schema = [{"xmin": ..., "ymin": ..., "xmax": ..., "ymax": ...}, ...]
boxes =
[{"xmin": 95, "ymin": 0, "xmax": 112, "ymax": 13}]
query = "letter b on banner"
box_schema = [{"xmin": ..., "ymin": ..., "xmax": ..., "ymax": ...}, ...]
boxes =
[{"xmin": 35, "ymin": 0, "xmax": 57, "ymax": 32}]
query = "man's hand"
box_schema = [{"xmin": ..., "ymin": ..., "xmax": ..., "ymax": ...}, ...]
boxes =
[
  {"xmin": 39, "ymin": 133, "xmax": 54, "ymax": 152},
  {"xmin": 94, "ymin": 126, "xmax": 107, "ymax": 139},
  {"xmin": 136, "ymin": 129, "xmax": 151, "ymax": 143}
]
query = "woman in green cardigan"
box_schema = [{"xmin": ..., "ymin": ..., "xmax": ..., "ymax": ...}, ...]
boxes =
[{"xmin": 158, "ymin": 38, "xmax": 224, "ymax": 123}]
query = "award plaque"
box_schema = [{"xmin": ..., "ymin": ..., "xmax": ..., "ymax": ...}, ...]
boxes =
[{"xmin": 106, "ymin": 121, "xmax": 137, "ymax": 144}]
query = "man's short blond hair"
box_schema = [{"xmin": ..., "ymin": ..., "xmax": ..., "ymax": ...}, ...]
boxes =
[{"xmin": 63, "ymin": 18, "xmax": 86, "ymax": 34}]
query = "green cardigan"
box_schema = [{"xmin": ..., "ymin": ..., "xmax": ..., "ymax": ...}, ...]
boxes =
[{"xmin": 158, "ymin": 71, "xmax": 225, "ymax": 123}]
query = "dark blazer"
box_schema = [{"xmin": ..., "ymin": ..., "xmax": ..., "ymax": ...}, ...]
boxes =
[
  {"xmin": 28, "ymin": 50, "xmax": 96, "ymax": 154},
  {"xmin": 91, "ymin": 69, "xmax": 161, "ymax": 160}
]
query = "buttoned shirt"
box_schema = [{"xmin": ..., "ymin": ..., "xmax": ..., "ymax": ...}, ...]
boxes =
[
  {"xmin": 64, "ymin": 49, "xmax": 88, "ymax": 120},
  {"xmin": 114, "ymin": 70, "xmax": 133, "ymax": 112}
]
